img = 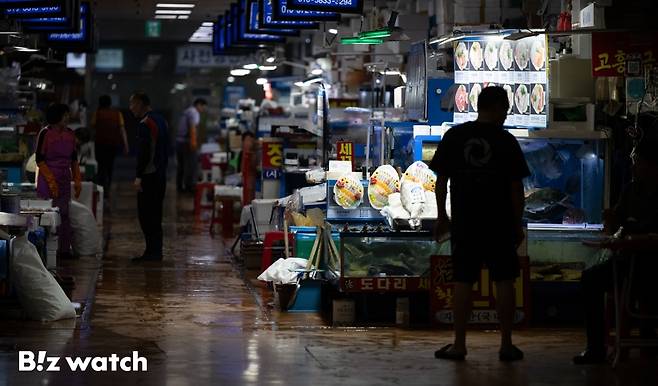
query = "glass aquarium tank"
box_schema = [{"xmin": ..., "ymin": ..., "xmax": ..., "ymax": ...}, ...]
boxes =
[
  {"xmin": 519, "ymin": 137, "xmax": 608, "ymax": 281},
  {"xmin": 340, "ymin": 232, "xmax": 450, "ymax": 278}
]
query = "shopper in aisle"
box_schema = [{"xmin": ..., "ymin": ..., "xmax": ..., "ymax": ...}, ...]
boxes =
[
  {"xmin": 430, "ymin": 86, "xmax": 529, "ymax": 362},
  {"xmin": 241, "ymin": 130, "xmax": 258, "ymax": 206},
  {"xmin": 573, "ymin": 138, "xmax": 658, "ymax": 364},
  {"xmin": 129, "ymin": 91, "xmax": 169, "ymax": 262},
  {"xmin": 35, "ymin": 103, "xmax": 82, "ymax": 259},
  {"xmin": 92, "ymin": 95, "xmax": 129, "ymax": 200},
  {"xmin": 176, "ymin": 98, "xmax": 207, "ymax": 193}
]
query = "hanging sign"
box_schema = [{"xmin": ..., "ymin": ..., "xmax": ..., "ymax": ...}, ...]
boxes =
[
  {"xmin": 247, "ymin": 0, "xmax": 298, "ymax": 36},
  {"xmin": 259, "ymin": 0, "xmax": 319, "ymax": 29},
  {"xmin": 286, "ymin": 0, "xmax": 363, "ymax": 14},
  {"xmin": 272, "ymin": 0, "xmax": 339, "ymax": 21},
  {"xmin": 262, "ymin": 141, "xmax": 283, "ymax": 169},
  {"xmin": 591, "ymin": 32, "xmax": 658, "ymax": 77},
  {"xmin": 336, "ymin": 141, "xmax": 354, "ymax": 170}
]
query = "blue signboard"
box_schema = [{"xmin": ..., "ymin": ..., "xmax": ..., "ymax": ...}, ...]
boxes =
[
  {"xmin": 286, "ymin": 0, "xmax": 363, "ymax": 14},
  {"xmin": 21, "ymin": 0, "xmax": 81, "ymax": 33},
  {"xmin": 259, "ymin": 0, "xmax": 318, "ymax": 29},
  {"xmin": 272, "ymin": 0, "xmax": 339, "ymax": 21},
  {"xmin": 46, "ymin": 1, "xmax": 94, "ymax": 52},
  {"xmin": 3, "ymin": 0, "xmax": 68, "ymax": 18},
  {"xmin": 235, "ymin": 1, "xmax": 285, "ymax": 44},
  {"xmin": 247, "ymin": 1, "xmax": 298, "ymax": 36}
]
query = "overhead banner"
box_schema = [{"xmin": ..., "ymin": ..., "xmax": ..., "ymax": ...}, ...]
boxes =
[
  {"xmin": 591, "ymin": 31, "xmax": 658, "ymax": 77},
  {"xmin": 453, "ymin": 34, "xmax": 549, "ymax": 128},
  {"xmin": 3, "ymin": 0, "xmax": 68, "ymax": 18},
  {"xmin": 285, "ymin": 0, "xmax": 363, "ymax": 14},
  {"xmin": 259, "ymin": 0, "xmax": 318, "ymax": 29},
  {"xmin": 247, "ymin": 0, "xmax": 298, "ymax": 36},
  {"xmin": 233, "ymin": 2, "xmax": 285, "ymax": 44},
  {"xmin": 46, "ymin": 1, "xmax": 95, "ymax": 53},
  {"xmin": 271, "ymin": 0, "xmax": 339, "ymax": 21},
  {"xmin": 21, "ymin": 0, "xmax": 81, "ymax": 33}
]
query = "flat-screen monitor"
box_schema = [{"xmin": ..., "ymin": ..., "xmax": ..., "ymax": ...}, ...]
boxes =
[
  {"xmin": 272, "ymin": 0, "xmax": 339, "ymax": 21},
  {"xmin": 95, "ymin": 48, "xmax": 123, "ymax": 70},
  {"xmin": 3, "ymin": 0, "xmax": 68, "ymax": 18},
  {"xmin": 21, "ymin": 0, "xmax": 81, "ymax": 33},
  {"xmin": 46, "ymin": 1, "xmax": 95, "ymax": 53},
  {"xmin": 247, "ymin": 0, "xmax": 298, "ymax": 36},
  {"xmin": 258, "ymin": 0, "xmax": 318, "ymax": 29},
  {"xmin": 285, "ymin": 0, "xmax": 363, "ymax": 14},
  {"xmin": 235, "ymin": 0, "xmax": 285, "ymax": 44}
]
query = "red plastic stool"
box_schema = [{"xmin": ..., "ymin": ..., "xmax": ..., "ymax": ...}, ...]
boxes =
[
  {"xmin": 194, "ymin": 182, "xmax": 216, "ymax": 217},
  {"xmin": 260, "ymin": 231, "xmax": 294, "ymax": 272},
  {"xmin": 210, "ymin": 195, "xmax": 240, "ymax": 238}
]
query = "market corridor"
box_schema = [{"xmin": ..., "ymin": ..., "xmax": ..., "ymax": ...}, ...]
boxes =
[{"xmin": 0, "ymin": 170, "xmax": 656, "ymax": 386}]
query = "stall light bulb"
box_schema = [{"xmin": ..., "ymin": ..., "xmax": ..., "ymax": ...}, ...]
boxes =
[
  {"xmin": 294, "ymin": 81, "xmax": 305, "ymax": 87},
  {"xmin": 266, "ymin": 56, "xmax": 276, "ymax": 63},
  {"xmin": 328, "ymin": 28, "xmax": 338, "ymax": 35},
  {"xmin": 230, "ymin": 69, "xmax": 250, "ymax": 76},
  {"xmin": 243, "ymin": 63, "xmax": 258, "ymax": 70},
  {"xmin": 227, "ymin": 76, "xmax": 235, "ymax": 83},
  {"xmin": 311, "ymin": 68, "xmax": 323, "ymax": 76},
  {"xmin": 256, "ymin": 78, "xmax": 268, "ymax": 85},
  {"xmin": 259, "ymin": 65, "xmax": 277, "ymax": 71}
]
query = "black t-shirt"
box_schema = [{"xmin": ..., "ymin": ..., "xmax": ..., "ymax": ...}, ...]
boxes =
[{"xmin": 429, "ymin": 121, "xmax": 530, "ymax": 242}]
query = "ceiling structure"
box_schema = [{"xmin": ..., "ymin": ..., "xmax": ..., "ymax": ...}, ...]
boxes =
[{"xmin": 92, "ymin": 0, "xmax": 233, "ymax": 42}]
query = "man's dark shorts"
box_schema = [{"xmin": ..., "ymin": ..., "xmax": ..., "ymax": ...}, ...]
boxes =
[{"xmin": 451, "ymin": 238, "xmax": 520, "ymax": 283}]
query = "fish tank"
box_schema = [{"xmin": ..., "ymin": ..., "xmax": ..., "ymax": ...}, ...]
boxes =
[
  {"xmin": 340, "ymin": 232, "xmax": 450, "ymax": 278},
  {"xmin": 519, "ymin": 137, "xmax": 608, "ymax": 281}
]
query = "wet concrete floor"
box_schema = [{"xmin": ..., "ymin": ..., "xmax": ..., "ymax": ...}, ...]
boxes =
[{"xmin": 1, "ymin": 173, "xmax": 657, "ymax": 385}]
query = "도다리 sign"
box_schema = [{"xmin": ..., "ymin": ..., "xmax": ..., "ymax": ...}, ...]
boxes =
[{"xmin": 286, "ymin": 0, "xmax": 363, "ymax": 14}]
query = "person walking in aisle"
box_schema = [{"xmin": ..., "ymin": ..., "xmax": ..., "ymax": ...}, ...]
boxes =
[
  {"xmin": 35, "ymin": 103, "xmax": 82, "ymax": 259},
  {"xmin": 430, "ymin": 86, "xmax": 529, "ymax": 362},
  {"xmin": 129, "ymin": 91, "xmax": 169, "ymax": 262},
  {"xmin": 176, "ymin": 98, "xmax": 207, "ymax": 193},
  {"xmin": 91, "ymin": 95, "xmax": 129, "ymax": 200}
]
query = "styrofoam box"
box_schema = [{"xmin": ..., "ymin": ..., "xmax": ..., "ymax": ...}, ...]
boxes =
[{"xmin": 251, "ymin": 199, "xmax": 278, "ymax": 224}]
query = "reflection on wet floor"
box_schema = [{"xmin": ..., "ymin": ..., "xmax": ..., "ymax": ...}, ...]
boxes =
[{"xmin": 1, "ymin": 178, "xmax": 657, "ymax": 385}]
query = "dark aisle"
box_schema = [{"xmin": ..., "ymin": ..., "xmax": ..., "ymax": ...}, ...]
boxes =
[{"xmin": 0, "ymin": 157, "xmax": 657, "ymax": 385}]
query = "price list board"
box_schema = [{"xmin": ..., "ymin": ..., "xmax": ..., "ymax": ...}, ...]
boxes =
[{"xmin": 453, "ymin": 35, "xmax": 549, "ymax": 129}]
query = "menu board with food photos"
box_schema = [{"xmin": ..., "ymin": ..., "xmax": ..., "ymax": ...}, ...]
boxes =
[{"xmin": 453, "ymin": 35, "xmax": 548, "ymax": 128}]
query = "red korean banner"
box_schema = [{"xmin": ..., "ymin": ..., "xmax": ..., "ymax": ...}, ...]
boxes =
[
  {"xmin": 262, "ymin": 141, "xmax": 283, "ymax": 169},
  {"xmin": 591, "ymin": 32, "xmax": 658, "ymax": 77},
  {"xmin": 340, "ymin": 276, "xmax": 430, "ymax": 293},
  {"xmin": 430, "ymin": 255, "xmax": 530, "ymax": 327}
]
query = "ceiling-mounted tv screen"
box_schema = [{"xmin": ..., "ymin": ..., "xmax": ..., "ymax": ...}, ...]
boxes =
[
  {"xmin": 234, "ymin": 2, "xmax": 285, "ymax": 44},
  {"xmin": 46, "ymin": 1, "xmax": 94, "ymax": 53},
  {"xmin": 247, "ymin": 0, "xmax": 298, "ymax": 36},
  {"xmin": 272, "ymin": 0, "xmax": 339, "ymax": 22},
  {"xmin": 258, "ymin": 0, "xmax": 318, "ymax": 30},
  {"xmin": 2, "ymin": 0, "xmax": 69, "ymax": 18},
  {"xmin": 286, "ymin": 0, "xmax": 363, "ymax": 14},
  {"xmin": 21, "ymin": 0, "xmax": 81, "ymax": 33}
]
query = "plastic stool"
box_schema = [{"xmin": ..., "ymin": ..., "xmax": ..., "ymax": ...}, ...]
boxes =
[
  {"xmin": 260, "ymin": 231, "xmax": 294, "ymax": 272},
  {"xmin": 210, "ymin": 195, "xmax": 240, "ymax": 238},
  {"xmin": 194, "ymin": 182, "xmax": 216, "ymax": 217}
]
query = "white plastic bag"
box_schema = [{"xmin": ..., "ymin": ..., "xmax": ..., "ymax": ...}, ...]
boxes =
[
  {"xmin": 11, "ymin": 235, "xmax": 76, "ymax": 321},
  {"xmin": 69, "ymin": 200, "xmax": 100, "ymax": 256},
  {"xmin": 420, "ymin": 191, "xmax": 439, "ymax": 219},
  {"xmin": 257, "ymin": 258, "xmax": 309, "ymax": 284},
  {"xmin": 400, "ymin": 180, "xmax": 426, "ymax": 218}
]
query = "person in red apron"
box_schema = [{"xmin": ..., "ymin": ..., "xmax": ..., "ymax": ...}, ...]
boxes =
[{"xmin": 35, "ymin": 103, "xmax": 82, "ymax": 259}]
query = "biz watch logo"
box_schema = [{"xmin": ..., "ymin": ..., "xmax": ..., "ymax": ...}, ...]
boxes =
[{"xmin": 19, "ymin": 351, "xmax": 148, "ymax": 372}]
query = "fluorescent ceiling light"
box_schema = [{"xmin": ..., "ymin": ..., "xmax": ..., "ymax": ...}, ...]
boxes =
[
  {"xmin": 243, "ymin": 63, "xmax": 258, "ymax": 70},
  {"xmin": 310, "ymin": 68, "xmax": 323, "ymax": 75},
  {"xmin": 156, "ymin": 3, "xmax": 195, "ymax": 8},
  {"xmin": 178, "ymin": 15, "xmax": 189, "ymax": 19},
  {"xmin": 328, "ymin": 28, "xmax": 338, "ymax": 35},
  {"xmin": 259, "ymin": 65, "xmax": 277, "ymax": 71},
  {"xmin": 227, "ymin": 76, "xmax": 235, "ymax": 83},
  {"xmin": 155, "ymin": 15, "xmax": 177, "ymax": 19},
  {"xmin": 256, "ymin": 78, "xmax": 268, "ymax": 85},
  {"xmin": 230, "ymin": 69, "xmax": 250, "ymax": 76},
  {"xmin": 14, "ymin": 46, "xmax": 38, "ymax": 52},
  {"xmin": 155, "ymin": 10, "xmax": 192, "ymax": 15},
  {"xmin": 202, "ymin": 22, "xmax": 214, "ymax": 27}
]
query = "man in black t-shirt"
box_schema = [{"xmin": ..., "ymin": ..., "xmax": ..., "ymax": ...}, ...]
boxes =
[{"xmin": 430, "ymin": 86, "xmax": 530, "ymax": 362}]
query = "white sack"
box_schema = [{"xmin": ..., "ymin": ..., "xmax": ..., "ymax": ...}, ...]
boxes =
[
  {"xmin": 258, "ymin": 258, "xmax": 309, "ymax": 285},
  {"xmin": 69, "ymin": 200, "xmax": 100, "ymax": 256}
]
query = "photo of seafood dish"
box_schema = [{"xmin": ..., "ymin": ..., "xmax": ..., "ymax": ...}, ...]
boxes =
[
  {"xmin": 514, "ymin": 40, "xmax": 530, "ymax": 70},
  {"xmin": 469, "ymin": 41, "xmax": 483, "ymax": 70},
  {"xmin": 531, "ymin": 84, "xmax": 545, "ymax": 113},
  {"xmin": 499, "ymin": 41, "xmax": 513, "ymax": 70},
  {"xmin": 503, "ymin": 84, "xmax": 514, "ymax": 113},
  {"xmin": 484, "ymin": 41, "xmax": 498, "ymax": 70},
  {"xmin": 515, "ymin": 84, "xmax": 529, "ymax": 113},
  {"xmin": 455, "ymin": 84, "xmax": 469, "ymax": 112},
  {"xmin": 531, "ymin": 38, "xmax": 546, "ymax": 70},
  {"xmin": 455, "ymin": 42, "xmax": 468, "ymax": 70},
  {"xmin": 469, "ymin": 83, "xmax": 482, "ymax": 112}
]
